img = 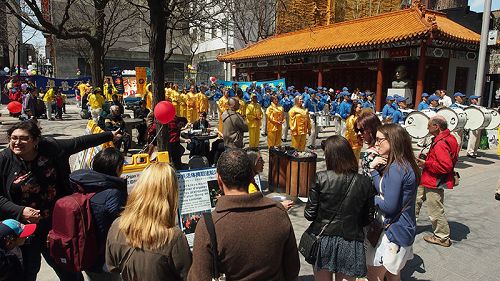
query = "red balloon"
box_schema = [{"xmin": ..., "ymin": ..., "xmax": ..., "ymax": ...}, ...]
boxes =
[
  {"xmin": 154, "ymin": 101, "xmax": 176, "ymax": 124},
  {"xmin": 7, "ymin": 101, "xmax": 22, "ymax": 114}
]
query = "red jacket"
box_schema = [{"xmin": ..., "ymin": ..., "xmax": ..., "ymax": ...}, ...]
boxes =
[{"xmin": 421, "ymin": 129, "xmax": 458, "ymax": 189}]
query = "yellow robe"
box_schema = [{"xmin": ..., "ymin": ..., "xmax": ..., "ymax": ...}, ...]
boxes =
[
  {"xmin": 145, "ymin": 90, "xmax": 153, "ymax": 110},
  {"xmin": 236, "ymin": 98, "xmax": 246, "ymax": 118},
  {"xmin": 170, "ymin": 90, "xmax": 180, "ymax": 114},
  {"xmin": 197, "ymin": 92, "xmax": 209, "ymax": 114},
  {"xmin": 88, "ymin": 94, "xmax": 105, "ymax": 109},
  {"xmin": 186, "ymin": 92, "xmax": 198, "ymax": 123},
  {"xmin": 345, "ymin": 115, "xmax": 361, "ymax": 161},
  {"xmin": 217, "ymin": 96, "xmax": 229, "ymax": 132},
  {"xmin": 103, "ymin": 83, "xmax": 117, "ymax": 101},
  {"xmin": 43, "ymin": 88, "xmax": 54, "ymax": 102},
  {"xmin": 178, "ymin": 93, "xmax": 187, "ymax": 118},
  {"xmin": 266, "ymin": 103, "xmax": 284, "ymax": 148},
  {"xmin": 246, "ymin": 102, "xmax": 263, "ymax": 148},
  {"xmin": 289, "ymin": 106, "xmax": 311, "ymax": 151}
]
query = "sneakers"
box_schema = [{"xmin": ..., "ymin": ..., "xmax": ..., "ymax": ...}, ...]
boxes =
[
  {"xmin": 423, "ymin": 234, "xmax": 451, "ymax": 247},
  {"xmin": 467, "ymin": 153, "xmax": 477, "ymax": 159}
]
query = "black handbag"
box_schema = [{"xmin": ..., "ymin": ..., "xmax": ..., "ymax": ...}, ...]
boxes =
[{"xmin": 299, "ymin": 174, "xmax": 356, "ymax": 264}]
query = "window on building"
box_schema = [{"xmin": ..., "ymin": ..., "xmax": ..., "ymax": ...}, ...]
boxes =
[
  {"xmin": 221, "ymin": 19, "xmax": 228, "ymax": 36},
  {"xmin": 212, "ymin": 21, "xmax": 217, "ymax": 38},
  {"xmin": 200, "ymin": 27, "xmax": 205, "ymax": 41}
]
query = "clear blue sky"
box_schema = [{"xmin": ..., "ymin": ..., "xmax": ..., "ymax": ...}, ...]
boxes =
[{"xmin": 469, "ymin": 0, "xmax": 500, "ymax": 12}]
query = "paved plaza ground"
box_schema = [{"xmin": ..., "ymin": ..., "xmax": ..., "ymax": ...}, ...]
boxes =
[{"xmin": 1, "ymin": 104, "xmax": 499, "ymax": 281}]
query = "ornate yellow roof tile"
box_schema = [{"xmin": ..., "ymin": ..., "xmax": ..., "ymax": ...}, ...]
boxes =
[{"xmin": 218, "ymin": 7, "xmax": 481, "ymax": 62}]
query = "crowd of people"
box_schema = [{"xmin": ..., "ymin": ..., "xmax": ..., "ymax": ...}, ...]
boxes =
[{"xmin": 1, "ymin": 75, "xmax": 497, "ymax": 280}]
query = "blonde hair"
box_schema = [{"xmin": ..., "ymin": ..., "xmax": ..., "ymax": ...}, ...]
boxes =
[{"xmin": 118, "ymin": 163, "xmax": 179, "ymax": 250}]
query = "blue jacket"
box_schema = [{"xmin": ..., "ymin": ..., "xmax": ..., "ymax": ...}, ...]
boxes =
[
  {"xmin": 330, "ymin": 101, "xmax": 339, "ymax": 115},
  {"xmin": 261, "ymin": 94, "xmax": 271, "ymax": 108},
  {"xmin": 70, "ymin": 169, "xmax": 127, "ymax": 270},
  {"xmin": 280, "ymin": 97, "xmax": 293, "ymax": 112},
  {"xmin": 339, "ymin": 101, "xmax": 352, "ymax": 119},
  {"xmin": 382, "ymin": 104, "xmax": 396, "ymax": 119},
  {"xmin": 418, "ymin": 101, "xmax": 429, "ymax": 111},
  {"xmin": 305, "ymin": 98, "xmax": 324, "ymax": 113},
  {"xmin": 362, "ymin": 100, "xmax": 374, "ymax": 110},
  {"xmin": 371, "ymin": 162, "xmax": 417, "ymax": 247},
  {"xmin": 392, "ymin": 110, "xmax": 406, "ymax": 124}
]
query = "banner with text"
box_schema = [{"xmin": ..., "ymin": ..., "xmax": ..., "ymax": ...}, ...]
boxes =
[
  {"xmin": 110, "ymin": 67, "xmax": 124, "ymax": 95},
  {"xmin": 135, "ymin": 67, "xmax": 147, "ymax": 96},
  {"xmin": 218, "ymin": 78, "xmax": 286, "ymax": 92},
  {"xmin": 176, "ymin": 168, "xmax": 262, "ymax": 246},
  {"xmin": 32, "ymin": 75, "xmax": 91, "ymax": 98}
]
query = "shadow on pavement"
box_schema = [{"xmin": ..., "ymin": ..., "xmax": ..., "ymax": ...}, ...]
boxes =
[
  {"xmin": 401, "ymin": 254, "xmax": 431, "ymax": 280},
  {"xmin": 416, "ymin": 221, "xmax": 469, "ymax": 242},
  {"xmin": 476, "ymin": 152, "xmax": 500, "ymax": 161},
  {"xmin": 461, "ymin": 158, "xmax": 495, "ymax": 165},
  {"xmin": 455, "ymin": 161, "xmax": 472, "ymax": 169},
  {"xmin": 416, "ymin": 224, "xmax": 432, "ymax": 235},
  {"xmin": 448, "ymin": 221, "xmax": 470, "ymax": 241}
]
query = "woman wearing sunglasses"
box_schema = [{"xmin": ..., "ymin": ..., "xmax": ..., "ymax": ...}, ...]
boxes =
[{"xmin": 366, "ymin": 124, "xmax": 420, "ymax": 281}]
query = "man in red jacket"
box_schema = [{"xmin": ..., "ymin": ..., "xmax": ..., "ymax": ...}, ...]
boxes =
[{"xmin": 416, "ymin": 115, "xmax": 458, "ymax": 247}]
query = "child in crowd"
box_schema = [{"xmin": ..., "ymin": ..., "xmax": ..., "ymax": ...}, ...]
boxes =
[
  {"xmin": 55, "ymin": 91, "xmax": 64, "ymax": 120},
  {"xmin": 0, "ymin": 219, "xmax": 37, "ymax": 281}
]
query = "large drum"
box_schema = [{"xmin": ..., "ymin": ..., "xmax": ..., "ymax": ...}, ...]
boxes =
[
  {"xmin": 404, "ymin": 109, "xmax": 437, "ymax": 138},
  {"xmin": 464, "ymin": 106, "xmax": 492, "ymax": 130},
  {"xmin": 437, "ymin": 107, "xmax": 467, "ymax": 132},
  {"xmin": 485, "ymin": 109, "xmax": 500, "ymax": 130},
  {"xmin": 317, "ymin": 114, "xmax": 331, "ymax": 127}
]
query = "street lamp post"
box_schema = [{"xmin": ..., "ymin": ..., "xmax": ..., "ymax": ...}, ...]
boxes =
[{"xmin": 474, "ymin": 0, "xmax": 493, "ymax": 101}]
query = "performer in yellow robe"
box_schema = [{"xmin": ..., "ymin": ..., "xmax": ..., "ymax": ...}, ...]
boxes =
[
  {"xmin": 178, "ymin": 91, "xmax": 187, "ymax": 118},
  {"xmin": 235, "ymin": 91, "xmax": 246, "ymax": 118},
  {"xmin": 289, "ymin": 96, "xmax": 311, "ymax": 151},
  {"xmin": 197, "ymin": 90, "xmax": 209, "ymax": 114},
  {"xmin": 217, "ymin": 90, "xmax": 230, "ymax": 132},
  {"xmin": 170, "ymin": 84, "xmax": 180, "ymax": 114},
  {"xmin": 145, "ymin": 84, "xmax": 153, "ymax": 110},
  {"xmin": 266, "ymin": 96, "xmax": 284, "ymax": 148},
  {"xmin": 186, "ymin": 86, "xmax": 199, "ymax": 123},
  {"xmin": 345, "ymin": 102, "xmax": 363, "ymax": 161},
  {"xmin": 246, "ymin": 94, "xmax": 263, "ymax": 149},
  {"xmin": 103, "ymin": 78, "xmax": 117, "ymax": 101}
]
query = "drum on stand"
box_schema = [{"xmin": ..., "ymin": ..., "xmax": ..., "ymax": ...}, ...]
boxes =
[
  {"xmin": 404, "ymin": 109, "xmax": 436, "ymax": 138},
  {"xmin": 317, "ymin": 114, "xmax": 331, "ymax": 127},
  {"xmin": 485, "ymin": 109, "xmax": 500, "ymax": 130},
  {"xmin": 437, "ymin": 107, "xmax": 467, "ymax": 132},
  {"xmin": 463, "ymin": 106, "xmax": 492, "ymax": 130}
]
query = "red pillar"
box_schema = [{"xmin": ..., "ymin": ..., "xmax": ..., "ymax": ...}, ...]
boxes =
[
  {"xmin": 317, "ymin": 69, "xmax": 323, "ymax": 87},
  {"xmin": 415, "ymin": 41, "xmax": 427, "ymax": 109},
  {"xmin": 375, "ymin": 59, "xmax": 384, "ymax": 112}
]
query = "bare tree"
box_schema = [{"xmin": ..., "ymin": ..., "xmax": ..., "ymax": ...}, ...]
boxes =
[
  {"xmin": 227, "ymin": 0, "xmax": 284, "ymax": 46},
  {"xmin": 0, "ymin": 12, "xmax": 39, "ymax": 70},
  {"xmin": 129, "ymin": 0, "xmax": 225, "ymax": 151},
  {"xmin": 3, "ymin": 0, "xmax": 140, "ymax": 86}
]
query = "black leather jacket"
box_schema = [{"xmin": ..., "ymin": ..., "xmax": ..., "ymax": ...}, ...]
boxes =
[{"xmin": 304, "ymin": 170, "xmax": 376, "ymax": 241}]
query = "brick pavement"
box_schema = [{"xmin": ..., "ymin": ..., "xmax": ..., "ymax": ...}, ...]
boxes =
[{"xmin": 2, "ymin": 104, "xmax": 498, "ymax": 281}]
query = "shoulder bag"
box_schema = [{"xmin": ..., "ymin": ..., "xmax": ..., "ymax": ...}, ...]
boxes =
[
  {"xmin": 298, "ymin": 174, "xmax": 356, "ymax": 264},
  {"xmin": 203, "ymin": 213, "xmax": 226, "ymax": 281}
]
